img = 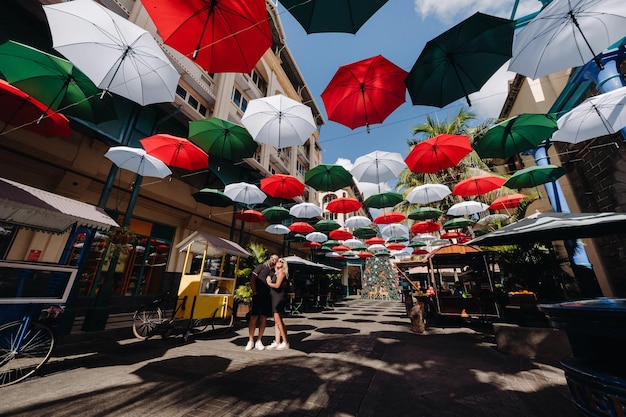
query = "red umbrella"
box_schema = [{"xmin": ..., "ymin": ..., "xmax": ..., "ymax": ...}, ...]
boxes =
[
  {"xmin": 332, "ymin": 245, "xmax": 350, "ymax": 252},
  {"xmin": 440, "ymin": 231, "xmax": 467, "ymax": 239},
  {"xmin": 321, "ymin": 55, "xmax": 407, "ymax": 132},
  {"xmin": 289, "ymin": 222, "xmax": 315, "ymax": 234},
  {"xmin": 260, "ymin": 174, "xmax": 305, "ymax": 199},
  {"xmin": 489, "ymin": 193, "xmax": 529, "ymax": 210},
  {"xmin": 365, "ymin": 237, "xmax": 385, "ymax": 245},
  {"xmin": 141, "ymin": 0, "xmax": 272, "ymax": 73},
  {"xmin": 235, "ymin": 209, "xmax": 264, "ymax": 222},
  {"xmin": 0, "ymin": 79, "xmax": 70, "ymax": 137},
  {"xmin": 452, "ymin": 174, "xmax": 506, "ymax": 197},
  {"xmin": 326, "ymin": 197, "xmax": 362, "ymax": 214},
  {"xmin": 413, "ymin": 248, "xmax": 430, "ymax": 255},
  {"xmin": 386, "ymin": 242, "xmax": 406, "ymax": 250},
  {"xmin": 329, "ymin": 229, "xmax": 353, "ymax": 240},
  {"xmin": 405, "ymin": 134, "xmax": 472, "ymax": 173},
  {"xmin": 358, "ymin": 251, "xmax": 374, "ymax": 258},
  {"xmin": 140, "ymin": 134, "xmax": 208, "ymax": 171},
  {"xmin": 303, "ymin": 241, "xmax": 322, "ymax": 249},
  {"xmin": 410, "ymin": 221, "xmax": 441, "ymax": 234},
  {"xmin": 374, "ymin": 211, "xmax": 406, "ymax": 224}
]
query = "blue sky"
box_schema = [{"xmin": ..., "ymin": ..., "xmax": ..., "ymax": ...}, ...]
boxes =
[{"xmin": 274, "ymin": 0, "xmax": 542, "ymax": 173}]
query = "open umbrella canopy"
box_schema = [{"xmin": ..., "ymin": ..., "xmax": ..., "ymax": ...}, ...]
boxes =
[
  {"xmin": 410, "ymin": 221, "xmax": 441, "ymax": 234},
  {"xmin": 440, "ymin": 231, "xmax": 467, "ymax": 239},
  {"xmin": 363, "ymin": 192, "xmax": 404, "ymax": 209},
  {"xmin": 278, "ymin": 0, "xmax": 389, "ymax": 34},
  {"xmin": 141, "ymin": 0, "xmax": 272, "ymax": 74},
  {"xmin": 188, "ymin": 117, "xmax": 257, "ymax": 163},
  {"xmin": 305, "ymin": 231, "xmax": 328, "ymax": 243},
  {"xmin": 265, "ymin": 224, "xmax": 290, "ymax": 235},
  {"xmin": 329, "ymin": 229, "xmax": 352, "ymax": 240},
  {"xmin": 343, "ymin": 238, "xmax": 364, "ymax": 248},
  {"xmin": 344, "ymin": 215, "xmax": 373, "ymax": 229},
  {"xmin": 289, "ymin": 202, "xmax": 323, "ymax": 219},
  {"xmin": 104, "ymin": 146, "xmax": 172, "ymax": 178},
  {"xmin": 387, "ymin": 235, "xmax": 408, "ymax": 243},
  {"xmin": 322, "ymin": 239, "xmax": 341, "ymax": 247},
  {"xmin": 503, "ymin": 165, "xmax": 567, "ymax": 189},
  {"xmin": 443, "ymin": 217, "xmax": 475, "ymax": 230},
  {"xmin": 374, "ymin": 211, "xmax": 406, "ymax": 224},
  {"xmin": 452, "ymin": 174, "xmax": 506, "ymax": 197},
  {"xmin": 447, "ymin": 201, "xmax": 489, "ymax": 216},
  {"xmin": 315, "ymin": 219, "xmax": 341, "ymax": 232},
  {"xmin": 260, "ymin": 174, "xmax": 305, "ymax": 199},
  {"xmin": 242, "ymin": 94, "xmax": 317, "ymax": 149},
  {"xmin": 405, "ymin": 12, "xmax": 515, "ymax": 107},
  {"xmin": 469, "ymin": 212, "xmax": 626, "ymax": 246},
  {"xmin": 405, "ymin": 183, "xmax": 451, "ymax": 204},
  {"xmin": 365, "ymin": 236, "xmax": 385, "ymax": 245},
  {"xmin": 405, "ymin": 134, "xmax": 472, "ymax": 174},
  {"xmin": 408, "ymin": 207, "xmax": 444, "ymax": 221},
  {"xmin": 223, "ymin": 182, "xmax": 267, "ymax": 206},
  {"xmin": 0, "ymin": 40, "xmax": 116, "ymax": 124},
  {"xmin": 353, "ymin": 227, "xmax": 378, "ymax": 239},
  {"xmin": 551, "ymin": 87, "xmax": 626, "ymax": 144},
  {"xmin": 477, "ymin": 213, "xmax": 510, "ymax": 226},
  {"xmin": 508, "ymin": 0, "xmax": 626, "ymax": 79},
  {"xmin": 489, "ymin": 193, "xmax": 529, "ymax": 210},
  {"xmin": 235, "ymin": 209, "xmax": 264, "ymax": 223},
  {"xmin": 386, "ymin": 242, "xmax": 406, "ymax": 250},
  {"xmin": 408, "ymin": 240, "xmax": 427, "ymax": 248},
  {"xmin": 44, "ymin": 0, "xmax": 179, "ymax": 106},
  {"xmin": 381, "ymin": 223, "xmax": 408, "ymax": 237},
  {"xmin": 321, "ymin": 55, "xmax": 407, "ymax": 132},
  {"xmin": 473, "ymin": 113, "xmax": 558, "ymax": 158},
  {"xmin": 326, "ymin": 197, "xmax": 362, "ymax": 214},
  {"xmin": 289, "ymin": 221, "xmax": 315, "ymax": 234},
  {"xmin": 305, "ymin": 164, "xmax": 353, "ymax": 191},
  {"xmin": 261, "ymin": 206, "xmax": 291, "ymax": 223},
  {"xmin": 192, "ymin": 188, "xmax": 233, "ymax": 207},
  {"xmin": 140, "ymin": 134, "xmax": 208, "ymax": 171},
  {"xmin": 350, "ymin": 150, "xmax": 407, "ymax": 183},
  {"xmin": 0, "ymin": 79, "xmax": 70, "ymax": 137}
]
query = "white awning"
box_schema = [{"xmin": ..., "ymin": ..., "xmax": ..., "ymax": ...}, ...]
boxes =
[
  {"xmin": 175, "ymin": 231, "xmax": 250, "ymax": 258},
  {"xmin": 0, "ymin": 177, "xmax": 119, "ymax": 233}
]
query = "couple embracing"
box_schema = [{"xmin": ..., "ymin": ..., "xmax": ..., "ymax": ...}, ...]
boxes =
[{"xmin": 245, "ymin": 254, "xmax": 289, "ymax": 351}]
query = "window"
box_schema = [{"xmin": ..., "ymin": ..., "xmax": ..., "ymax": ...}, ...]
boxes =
[
  {"xmin": 296, "ymin": 159, "xmax": 306, "ymax": 176},
  {"xmin": 249, "ymin": 69, "xmax": 267, "ymax": 95},
  {"xmin": 232, "ymin": 87, "xmax": 248, "ymax": 113},
  {"xmin": 176, "ymin": 85, "xmax": 187, "ymax": 100}
]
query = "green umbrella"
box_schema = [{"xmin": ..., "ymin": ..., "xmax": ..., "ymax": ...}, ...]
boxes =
[
  {"xmin": 353, "ymin": 227, "xmax": 378, "ymax": 239},
  {"xmin": 261, "ymin": 206, "xmax": 291, "ymax": 223},
  {"xmin": 305, "ymin": 164, "xmax": 353, "ymax": 192},
  {"xmin": 322, "ymin": 239, "xmax": 341, "ymax": 247},
  {"xmin": 278, "ymin": 0, "xmax": 389, "ymax": 34},
  {"xmin": 315, "ymin": 219, "xmax": 341, "ymax": 231},
  {"xmin": 473, "ymin": 113, "xmax": 558, "ymax": 159},
  {"xmin": 387, "ymin": 235, "xmax": 408, "ymax": 243},
  {"xmin": 350, "ymin": 244, "xmax": 368, "ymax": 251},
  {"xmin": 405, "ymin": 12, "xmax": 515, "ymax": 108},
  {"xmin": 503, "ymin": 165, "xmax": 567, "ymax": 189},
  {"xmin": 192, "ymin": 188, "xmax": 233, "ymax": 207},
  {"xmin": 408, "ymin": 207, "xmax": 444, "ymax": 221},
  {"xmin": 443, "ymin": 217, "xmax": 475, "ymax": 230},
  {"xmin": 408, "ymin": 240, "xmax": 427, "ymax": 248},
  {"xmin": 188, "ymin": 117, "xmax": 258, "ymax": 164},
  {"xmin": 363, "ymin": 192, "xmax": 403, "ymax": 209},
  {"xmin": 0, "ymin": 40, "xmax": 117, "ymax": 124},
  {"xmin": 286, "ymin": 233, "xmax": 307, "ymax": 242}
]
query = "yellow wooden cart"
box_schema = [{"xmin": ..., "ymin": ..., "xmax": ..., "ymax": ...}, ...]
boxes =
[{"xmin": 131, "ymin": 231, "xmax": 250, "ymax": 340}]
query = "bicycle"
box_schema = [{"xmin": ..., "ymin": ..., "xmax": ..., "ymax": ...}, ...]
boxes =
[{"xmin": 0, "ymin": 305, "xmax": 64, "ymax": 387}]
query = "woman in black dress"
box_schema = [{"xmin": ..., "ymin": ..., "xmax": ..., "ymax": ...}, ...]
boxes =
[{"xmin": 266, "ymin": 258, "xmax": 289, "ymax": 350}]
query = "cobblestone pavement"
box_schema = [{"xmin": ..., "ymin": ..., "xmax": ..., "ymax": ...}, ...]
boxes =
[{"xmin": 0, "ymin": 298, "xmax": 577, "ymax": 417}]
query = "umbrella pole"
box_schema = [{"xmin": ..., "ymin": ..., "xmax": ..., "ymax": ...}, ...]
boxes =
[
  {"xmin": 229, "ymin": 203, "xmax": 238, "ymax": 241},
  {"xmin": 123, "ymin": 174, "xmax": 143, "ymax": 226}
]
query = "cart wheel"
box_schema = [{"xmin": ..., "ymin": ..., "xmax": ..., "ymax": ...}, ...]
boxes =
[
  {"xmin": 211, "ymin": 303, "xmax": 234, "ymax": 335},
  {"xmin": 0, "ymin": 320, "xmax": 54, "ymax": 387},
  {"xmin": 132, "ymin": 306, "xmax": 162, "ymax": 340}
]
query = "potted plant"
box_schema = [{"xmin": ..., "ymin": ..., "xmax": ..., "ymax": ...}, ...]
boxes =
[{"xmin": 234, "ymin": 282, "xmax": 253, "ymax": 318}]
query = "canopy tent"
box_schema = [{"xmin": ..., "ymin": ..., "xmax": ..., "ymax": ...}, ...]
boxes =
[
  {"xmin": 468, "ymin": 212, "xmax": 626, "ymax": 246},
  {"xmin": 175, "ymin": 231, "xmax": 250, "ymax": 258},
  {"xmin": 283, "ymin": 255, "xmax": 341, "ymax": 274},
  {"xmin": 0, "ymin": 176, "xmax": 119, "ymax": 233}
]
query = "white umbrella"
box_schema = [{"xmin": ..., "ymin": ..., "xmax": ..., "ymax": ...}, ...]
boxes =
[
  {"xmin": 367, "ymin": 244, "xmax": 387, "ymax": 252},
  {"xmin": 350, "ymin": 150, "xmax": 407, "ymax": 183},
  {"xmin": 381, "ymin": 223, "xmax": 409, "ymax": 237},
  {"xmin": 413, "ymin": 233, "xmax": 436, "ymax": 241},
  {"xmin": 477, "ymin": 213, "xmax": 510, "ymax": 225},
  {"xmin": 305, "ymin": 231, "xmax": 328, "ymax": 243},
  {"xmin": 223, "ymin": 182, "xmax": 267, "ymax": 206},
  {"xmin": 429, "ymin": 239, "xmax": 450, "ymax": 247},
  {"xmin": 508, "ymin": 0, "xmax": 626, "ymax": 79},
  {"xmin": 551, "ymin": 86, "xmax": 626, "ymax": 144},
  {"xmin": 241, "ymin": 94, "xmax": 317, "ymax": 149},
  {"xmin": 104, "ymin": 146, "xmax": 172, "ymax": 178},
  {"xmin": 265, "ymin": 224, "xmax": 290, "ymax": 235},
  {"xmin": 343, "ymin": 238, "xmax": 364, "ymax": 248},
  {"xmin": 43, "ymin": 0, "xmax": 179, "ymax": 106},
  {"xmin": 447, "ymin": 201, "xmax": 489, "ymax": 216},
  {"xmin": 344, "ymin": 215, "xmax": 373, "ymax": 229},
  {"xmin": 405, "ymin": 183, "xmax": 451, "ymax": 204},
  {"xmin": 290, "ymin": 202, "xmax": 322, "ymax": 218}
]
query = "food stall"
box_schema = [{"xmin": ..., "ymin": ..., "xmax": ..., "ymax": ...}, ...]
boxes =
[{"xmin": 174, "ymin": 231, "xmax": 250, "ymax": 321}]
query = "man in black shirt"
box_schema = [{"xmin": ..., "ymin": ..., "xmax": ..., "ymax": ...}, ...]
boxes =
[{"xmin": 245, "ymin": 254, "xmax": 277, "ymax": 351}]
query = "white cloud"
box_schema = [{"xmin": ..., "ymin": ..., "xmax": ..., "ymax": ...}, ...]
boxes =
[
  {"xmin": 468, "ymin": 61, "xmax": 517, "ymax": 121},
  {"xmin": 413, "ymin": 0, "xmax": 540, "ymax": 23},
  {"xmin": 335, "ymin": 157, "xmax": 353, "ymax": 171}
]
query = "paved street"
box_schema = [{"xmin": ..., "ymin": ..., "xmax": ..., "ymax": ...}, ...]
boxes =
[{"xmin": 0, "ymin": 298, "xmax": 577, "ymax": 417}]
